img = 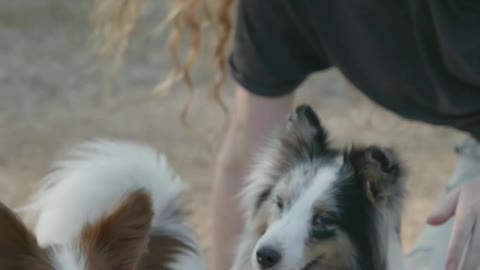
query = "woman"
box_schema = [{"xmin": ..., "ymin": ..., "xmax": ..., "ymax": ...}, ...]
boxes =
[{"xmin": 91, "ymin": 0, "xmax": 480, "ymax": 269}]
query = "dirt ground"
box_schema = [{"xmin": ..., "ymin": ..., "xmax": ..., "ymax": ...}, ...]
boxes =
[{"xmin": 0, "ymin": 0, "xmax": 467, "ymax": 264}]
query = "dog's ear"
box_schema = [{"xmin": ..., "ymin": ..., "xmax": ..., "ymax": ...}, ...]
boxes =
[
  {"xmin": 288, "ymin": 104, "xmax": 322, "ymax": 129},
  {"xmin": 344, "ymin": 146, "xmax": 405, "ymax": 205},
  {"xmin": 286, "ymin": 104, "xmax": 328, "ymax": 146},
  {"xmin": 0, "ymin": 202, "xmax": 51, "ymax": 269},
  {"xmin": 81, "ymin": 190, "xmax": 154, "ymax": 270},
  {"xmin": 281, "ymin": 104, "xmax": 331, "ymax": 158}
]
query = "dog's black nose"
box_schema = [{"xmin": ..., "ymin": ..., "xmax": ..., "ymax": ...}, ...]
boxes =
[{"xmin": 256, "ymin": 247, "xmax": 281, "ymax": 269}]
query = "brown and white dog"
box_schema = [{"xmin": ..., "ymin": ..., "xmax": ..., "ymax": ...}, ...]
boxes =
[
  {"xmin": 0, "ymin": 140, "xmax": 206, "ymax": 270},
  {"xmin": 0, "ymin": 104, "xmax": 407, "ymax": 270}
]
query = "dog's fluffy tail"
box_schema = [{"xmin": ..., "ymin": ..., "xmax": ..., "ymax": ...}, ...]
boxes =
[{"xmin": 17, "ymin": 139, "xmax": 206, "ymax": 270}]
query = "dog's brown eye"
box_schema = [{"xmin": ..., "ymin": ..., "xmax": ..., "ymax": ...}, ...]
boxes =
[
  {"xmin": 276, "ymin": 197, "xmax": 284, "ymax": 210},
  {"xmin": 322, "ymin": 217, "xmax": 335, "ymax": 227},
  {"xmin": 311, "ymin": 214, "xmax": 336, "ymax": 240}
]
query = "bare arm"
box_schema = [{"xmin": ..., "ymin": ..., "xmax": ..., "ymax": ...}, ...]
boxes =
[{"xmin": 210, "ymin": 86, "xmax": 294, "ymax": 270}]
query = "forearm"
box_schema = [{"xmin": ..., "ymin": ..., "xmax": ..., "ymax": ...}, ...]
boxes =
[{"xmin": 211, "ymin": 86, "xmax": 294, "ymax": 270}]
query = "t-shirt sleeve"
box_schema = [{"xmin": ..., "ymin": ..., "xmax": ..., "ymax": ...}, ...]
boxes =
[{"xmin": 229, "ymin": 0, "xmax": 329, "ymax": 97}]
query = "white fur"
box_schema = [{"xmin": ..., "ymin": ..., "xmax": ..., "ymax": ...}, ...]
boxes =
[
  {"xmin": 386, "ymin": 213, "xmax": 405, "ymax": 270},
  {"xmin": 17, "ymin": 139, "xmax": 206, "ymax": 270},
  {"xmin": 169, "ymin": 251, "xmax": 208, "ymax": 270},
  {"xmin": 387, "ymin": 232, "xmax": 405, "ymax": 270},
  {"xmin": 18, "ymin": 140, "xmax": 183, "ymax": 245},
  {"xmin": 48, "ymin": 245, "xmax": 87, "ymax": 270},
  {"xmin": 253, "ymin": 165, "xmax": 340, "ymax": 270}
]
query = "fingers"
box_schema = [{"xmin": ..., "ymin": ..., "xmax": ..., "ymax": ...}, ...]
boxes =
[
  {"xmin": 445, "ymin": 199, "xmax": 475, "ymax": 270},
  {"xmin": 427, "ymin": 189, "xmax": 460, "ymax": 226}
]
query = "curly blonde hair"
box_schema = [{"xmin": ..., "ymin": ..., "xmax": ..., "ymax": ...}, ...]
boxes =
[{"xmin": 90, "ymin": 0, "xmax": 236, "ymax": 130}]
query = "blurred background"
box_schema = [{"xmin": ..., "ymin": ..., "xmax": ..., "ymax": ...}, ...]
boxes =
[{"xmin": 0, "ymin": 0, "xmax": 467, "ymax": 263}]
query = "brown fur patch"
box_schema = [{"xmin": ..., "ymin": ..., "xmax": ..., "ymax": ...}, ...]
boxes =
[
  {"xmin": 0, "ymin": 202, "xmax": 52, "ymax": 270},
  {"xmin": 313, "ymin": 200, "xmax": 329, "ymax": 215},
  {"xmin": 305, "ymin": 231, "xmax": 356, "ymax": 270},
  {"xmin": 346, "ymin": 146, "xmax": 404, "ymax": 207},
  {"xmin": 137, "ymin": 233, "xmax": 196, "ymax": 270},
  {"xmin": 252, "ymin": 200, "xmax": 272, "ymax": 237},
  {"xmin": 274, "ymin": 182, "xmax": 292, "ymax": 205},
  {"xmin": 80, "ymin": 190, "xmax": 154, "ymax": 270}
]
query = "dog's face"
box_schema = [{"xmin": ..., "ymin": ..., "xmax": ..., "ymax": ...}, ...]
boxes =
[
  {"xmin": 253, "ymin": 162, "xmax": 354, "ymax": 270},
  {"xmin": 0, "ymin": 191, "xmax": 153, "ymax": 270},
  {"xmin": 242, "ymin": 105, "xmax": 405, "ymax": 270}
]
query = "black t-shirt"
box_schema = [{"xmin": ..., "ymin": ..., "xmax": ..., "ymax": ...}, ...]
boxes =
[{"xmin": 229, "ymin": 0, "xmax": 480, "ymax": 139}]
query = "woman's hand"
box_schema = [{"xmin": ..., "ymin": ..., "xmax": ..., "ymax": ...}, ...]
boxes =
[{"xmin": 427, "ymin": 178, "xmax": 480, "ymax": 270}]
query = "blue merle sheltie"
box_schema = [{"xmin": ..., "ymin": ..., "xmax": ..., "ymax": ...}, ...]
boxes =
[{"xmin": 230, "ymin": 105, "xmax": 407, "ymax": 270}]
